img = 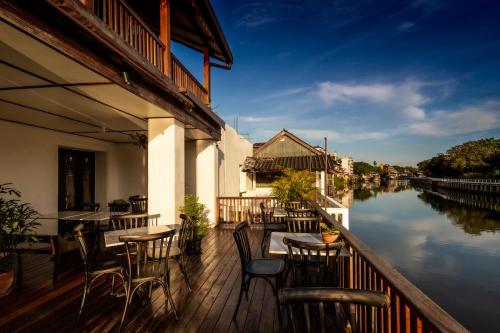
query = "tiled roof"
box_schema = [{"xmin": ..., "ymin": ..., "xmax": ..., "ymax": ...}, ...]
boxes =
[{"xmin": 242, "ymin": 155, "xmax": 339, "ymax": 172}]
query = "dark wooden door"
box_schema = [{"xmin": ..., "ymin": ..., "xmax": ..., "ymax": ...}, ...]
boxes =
[{"xmin": 58, "ymin": 148, "xmax": 95, "ymax": 211}]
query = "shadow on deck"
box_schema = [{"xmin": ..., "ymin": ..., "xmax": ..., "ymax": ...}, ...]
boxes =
[{"xmin": 0, "ymin": 226, "xmax": 278, "ymax": 333}]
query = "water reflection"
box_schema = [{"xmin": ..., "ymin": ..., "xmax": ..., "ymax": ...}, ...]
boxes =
[
  {"xmin": 415, "ymin": 189, "xmax": 500, "ymax": 234},
  {"xmin": 343, "ymin": 182, "xmax": 500, "ymax": 332}
]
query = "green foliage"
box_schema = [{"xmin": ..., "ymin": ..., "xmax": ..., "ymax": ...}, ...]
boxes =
[
  {"xmin": 179, "ymin": 195, "xmax": 209, "ymax": 239},
  {"xmin": 353, "ymin": 162, "xmax": 380, "ymax": 176},
  {"xmin": 0, "ymin": 183, "xmax": 40, "ymax": 254},
  {"xmin": 333, "ymin": 177, "xmax": 345, "ymax": 190},
  {"xmin": 418, "ymin": 138, "xmax": 500, "ymax": 178},
  {"xmin": 272, "ymin": 168, "xmax": 317, "ymax": 205},
  {"xmin": 320, "ymin": 222, "xmax": 340, "ymax": 234}
]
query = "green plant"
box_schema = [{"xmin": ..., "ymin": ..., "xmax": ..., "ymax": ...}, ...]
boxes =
[
  {"xmin": 272, "ymin": 168, "xmax": 317, "ymax": 205},
  {"xmin": 0, "ymin": 184, "xmax": 40, "ymax": 255},
  {"xmin": 320, "ymin": 222, "xmax": 340, "ymax": 235},
  {"xmin": 179, "ymin": 195, "xmax": 210, "ymax": 240}
]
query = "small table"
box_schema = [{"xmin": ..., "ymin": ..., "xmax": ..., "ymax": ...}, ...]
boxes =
[
  {"xmin": 104, "ymin": 225, "xmax": 178, "ymax": 247},
  {"xmin": 269, "ymin": 232, "xmax": 351, "ymax": 257}
]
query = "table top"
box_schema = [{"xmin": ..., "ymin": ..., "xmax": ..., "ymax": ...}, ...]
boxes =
[
  {"xmin": 269, "ymin": 232, "xmax": 350, "ymax": 257},
  {"xmin": 39, "ymin": 211, "xmax": 129, "ymax": 221},
  {"xmin": 104, "ymin": 224, "xmax": 179, "ymax": 247}
]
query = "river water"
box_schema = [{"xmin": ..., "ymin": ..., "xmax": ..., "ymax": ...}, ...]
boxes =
[{"xmin": 336, "ymin": 182, "xmax": 500, "ymax": 332}]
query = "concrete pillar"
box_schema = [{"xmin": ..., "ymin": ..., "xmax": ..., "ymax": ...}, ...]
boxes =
[
  {"xmin": 148, "ymin": 118, "xmax": 184, "ymax": 225},
  {"xmin": 320, "ymin": 171, "xmax": 326, "ymax": 195},
  {"xmin": 196, "ymin": 140, "xmax": 218, "ymax": 225}
]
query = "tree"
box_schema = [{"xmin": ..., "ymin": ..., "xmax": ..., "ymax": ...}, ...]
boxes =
[
  {"xmin": 417, "ymin": 138, "xmax": 500, "ymax": 178},
  {"xmin": 353, "ymin": 162, "xmax": 379, "ymax": 176},
  {"xmin": 272, "ymin": 168, "xmax": 316, "ymax": 205}
]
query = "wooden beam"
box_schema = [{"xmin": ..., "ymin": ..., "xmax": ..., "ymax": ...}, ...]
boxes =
[
  {"xmin": 159, "ymin": 0, "xmax": 171, "ymax": 77},
  {"xmin": 203, "ymin": 47, "xmax": 211, "ymax": 105}
]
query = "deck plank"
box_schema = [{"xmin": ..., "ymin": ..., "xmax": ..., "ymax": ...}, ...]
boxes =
[{"xmin": 0, "ymin": 226, "xmax": 275, "ymax": 333}]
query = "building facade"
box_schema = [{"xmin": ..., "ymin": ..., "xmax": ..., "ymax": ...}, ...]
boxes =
[{"xmin": 0, "ymin": 0, "xmax": 249, "ymax": 226}]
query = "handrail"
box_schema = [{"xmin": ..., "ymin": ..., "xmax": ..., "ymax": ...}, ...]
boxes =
[
  {"xmin": 171, "ymin": 54, "xmax": 208, "ymax": 103},
  {"xmin": 310, "ymin": 201, "xmax": 469, "ymax": 333},
  {"xmin": 93, "ymin": 0, "xmax": 165, "ymax": 72}
]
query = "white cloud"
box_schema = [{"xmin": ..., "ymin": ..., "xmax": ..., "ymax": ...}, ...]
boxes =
[
  {"xmin": 398, "ymin": 21, "xmax": 415, "ymax": 31},
  {"xmin": 292, "ymin": 128, "xmax": 391, "ymax": 143},
  {"xmin": 252, "ymin": 87, "xmax": 310, "ymax": 103},
  {"xmin": 315, "ymin": 80, "xmax": 430, "ymax": 120},
  {"xmin": 316, "ymin": 82, "xmax": 395, "ymax": 105},
  {"xmin": 240, "ymin": 116, "xmax": 280, "ymax": 123},
  {"xmin": 408, "ymin": 101, "xmax": 500, "ymax": 136}
]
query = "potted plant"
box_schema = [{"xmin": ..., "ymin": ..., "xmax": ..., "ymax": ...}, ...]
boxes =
[
  {"xmin": 272, "ymin": 168, "xmax": 316, "ymax": 206},
  {"xmin": 0, "ymin": 183, "xmax": 39, "ymax": 297},
  {"xmin": 320, "ymin": 223, "xmax": 340, "ymax": 243},
  {"xmin": 179, "ymin": 195, "xmax": 209, "ymax": 255}
]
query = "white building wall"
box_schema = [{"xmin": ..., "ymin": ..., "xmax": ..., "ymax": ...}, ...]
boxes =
[
  {"xmin": 217, "ymin": 124, "xmax": 252, "ymax": 196},
  {"xmin": 0, "ymin": 121, "xmax": 147, "ymax": 214}
]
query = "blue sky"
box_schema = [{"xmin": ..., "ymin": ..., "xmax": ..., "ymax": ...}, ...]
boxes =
[{"xmin": 173, "ymin": 0, "xmax": 500, "ymax": 165}]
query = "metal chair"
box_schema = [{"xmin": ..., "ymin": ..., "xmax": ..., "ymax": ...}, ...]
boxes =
[
  {"xmin": 232, "ymin": 221, "xmax": 285, "ymax": 320},
  {"xmin": 286, "ymin": 216, "xmax": 322, "ymax": 233},
  {"xmin": 119, "ymin": 229, "xmax": 178, "ymax": 332},
  {"xmin": 278, "ymin": 287, "xmax": 390, "ymax": 333},
  {"xmin": 129, "ymin": 195, "xmax": 147, "ymax": 214},
  {"xmin": 286, "ymin": 207, "xmax": 318, "ymax": 218},
  {"xmin": 73, "ymin": 224, "xmax": 126, "ymax": 326},
  {"xmin": 260, "ymin": 202, "xmax": 287, "ymax": 256},
  {"xmin": 283, "ymin": 237, "xmax": 344, "ymax": 287},
  {"xmin": 169, "ymin": 214, "xmax": 193, "ymax": 291},
  {"xmin": 108, "ymin": 199, "xmax": 130, "ymax": 213},
  {"xmin": 110, "ymin": 213, "xmax": 156, "ymax": 230}
]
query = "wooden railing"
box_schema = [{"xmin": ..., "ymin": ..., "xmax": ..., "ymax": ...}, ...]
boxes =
[
  {"xmin": 171, "ymin": 54, "xmax": 209, "ymax": 104},
  {"xmin": 216, "ymin": 197, "xmax": 278, "ymax": 224},
  {"xmin": 93, "ymin": 0, "xmax": 165, "ymax": 72},
  {"xmin": 310, "ymin": 201, "xmax": 469, "ymax": 333},
  {"xmin": 216, "ymin": 196, "xmax": 468, "ymax": 331}
]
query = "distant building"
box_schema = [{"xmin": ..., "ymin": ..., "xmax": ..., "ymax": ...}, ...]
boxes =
[
  {"xmin": 339, "ymin": 156, "xmax": 353, "ymax": 175},
  {"xmin": 242, "ymin": 129, "xmax": 339, "ymax": 196}
]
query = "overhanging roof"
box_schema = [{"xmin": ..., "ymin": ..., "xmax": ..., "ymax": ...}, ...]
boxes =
[{"xmin": 242, "ymin": 156, "xmax": 339, "ymax": 173}]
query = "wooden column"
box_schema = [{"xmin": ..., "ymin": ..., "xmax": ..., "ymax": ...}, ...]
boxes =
[
  {"xmin": 160, "ymin": 0, "xmax": 171, "ymax": 77},
  {"xmin": 203, "ymin": 48, "xmax": 211, "ymax": 104},
  {"xmin": 79, "ymin": 0, "xmax": 93, "ymax": 10}
]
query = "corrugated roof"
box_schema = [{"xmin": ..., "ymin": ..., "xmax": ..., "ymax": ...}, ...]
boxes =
[{"xmin": 242, "ymin": 155, "xmax": 339, "ymax": 172}]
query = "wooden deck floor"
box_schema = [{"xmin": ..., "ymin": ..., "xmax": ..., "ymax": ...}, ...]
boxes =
[{"xmin": 0, "ymin": 226, "xmax": 280, "ymax": 333}]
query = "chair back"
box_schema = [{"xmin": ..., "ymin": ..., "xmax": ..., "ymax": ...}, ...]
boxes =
[
  {"xmin": 119, "ymin": 229, "xmax": 175, "ymax": 281},
  {"xmin": 279, "ymin": 287, "xmax": 390, "ymax": 333},
  {"xmin": 111, "ymin": 213, "xmax": 159, "ymax": 230},
  {"xmin": 286, "ymin": 208, "xmax": 317, "ymax": 218},
  {"xmin": 233, "ymin": 221, "xmax": 252, "ymax": 274},
  {"xmin": 285, "ymin": 201, "xmax": 307, "ymax": 210},
  {"xmin": 129, "ymin": 195, "xmax": 148, "ymax": 214},
  {"xmin": 179, "ymin": 214, "xmax": 194, "ymax": 250},
  {"xmin": 259, "ymin": 202, "xmax": 273, "ymax": 226},
  {"xmin": 283, "ymin": 237, "xmax": 343, "ymax": 286},
  {"xmin": 73, "ymin": 224, "xmax": 91, "ymax": 274},
  {"xmin": 287, "ymin": 216, "xmax": 321, "ymax": 233},
  {"xmin": 108, "ymin": 200, "xmax": 130, "ymax": 213}
]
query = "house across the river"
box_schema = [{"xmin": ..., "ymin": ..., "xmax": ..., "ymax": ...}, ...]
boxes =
[{"xmin": 242, "ymin": 129, "xmax": 340, "ymax": 196}]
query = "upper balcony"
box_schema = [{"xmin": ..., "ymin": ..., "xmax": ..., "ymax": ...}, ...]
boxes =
[{"xmin": 78, "ymin": 0, "xmax": 233, "ymax": 108}]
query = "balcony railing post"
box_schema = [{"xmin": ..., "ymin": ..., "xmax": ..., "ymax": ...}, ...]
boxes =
[
  {"xmin": 203, "ymin": 47, "xmax": 211, "ymax": 105},
  {"xmin": 160, "ymin": 0, "xmax": 171, "ymax": 77}
]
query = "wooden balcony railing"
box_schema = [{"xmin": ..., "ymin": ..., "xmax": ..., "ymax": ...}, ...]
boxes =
[
  {"xmin": 310, "ymin": 201, "xmax": 469, "ymax": 333},
  {"xmin": 215, "ymin": 196, "xmax": 469, "ymax": 332},
  {"xmin": 216, "ymin": 197, "xmax": 278, "ymax": 224},
  {"xmin": 171, "ymin": 54, "xmax": 209, "ymax": 104},
  {"xmin": 93, "ymin": 0, "xmax": 165, "ymax": 72}
]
